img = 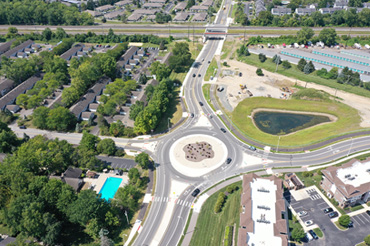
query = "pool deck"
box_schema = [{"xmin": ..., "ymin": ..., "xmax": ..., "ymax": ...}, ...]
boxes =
[{"xmin": 84, "ymin": 171, "xmax": 129, "ymax": 194}]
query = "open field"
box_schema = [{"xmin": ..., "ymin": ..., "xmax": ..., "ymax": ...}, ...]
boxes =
[
  {"xmin": 238, "ymin": 53, "xmax": 370, "ymax": 99},
  {"xmin": 189, "ymin": 181, "xmax": 242, "ymax": 246},
  {"xmin": 232, "ymin": 97, "xmax": 364, "ymax": 147}
]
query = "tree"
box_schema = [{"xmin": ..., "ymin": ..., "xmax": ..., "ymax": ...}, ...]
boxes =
[
  {"xmin": 169, "ymin": 42, "xmax": 192, "ymax": 73},
  {"xmin": 149, "ymin": 62, "xmax": 171, "ymax": 81},
  {"xmin": 258, "ymin": 53, "xmax": 266, "ymax": 63},
  {"xmin": 364, "ymin": 235, "xmax": 370, "ymax": 246},
  {"xmin": 186, "ymin": 0, "xmax": 195, "ymax": 9},
  {"xmin": 80, "ymin": 131, "xmax": 99, "ymax": 152},
  {"xmin": 47, "ymin": 107, "xmax": 77, "ymax": 131},
  {"xmin": 138, "ymin": 73, "xmax": 148, "ymax": 85},
  {"xmin": 42, "ymin": 28, "xmax": 53, "ymax": 41},
  {"xmin": 303, "ymin": 61, "xmax": 315, "ymax": 74},
  {"xmin": 135, "ymin": 153, "xmax": 150, "ymax": 169},
  {"xmin": 33, "ymin": 106, "xmax": 50, "ymax": 129},
  {"xmin": 297, "ymin": 58, "xmax": 307, "ymax": 71},
  {"xmin": 272, "ymin": 55, "xmax": 281, "ymax": 72},
  {"xmin": 338, "ymin": 215, "xmax": 351, "ymax": 227},
  {"xmin": 128, "ymin": 168, "xmax": 140, "ymax": 185},
  {"xmin": 0, "ymin": 122, "xmax": 19, "ymax": 153},
  {"xmin": 155, "ymin": 12, "xmax": 172, "ymax": 24},
  {"xmin": 109, "ymin": 121, "xmax": 125, "ymax": 137},
  {"xmin": 256, "ymin": 68, "xmax": 263, "ymax": 76},
  {"xmin": 291, "ymin": 227, "xmax": 305, "ymax": 242},
  {"xmin": 296, "ymin": 27, "xmax": 314, "ymax": 44},
  {"xmin": 6, "ymin": 27, "xmax": 18, "ymax": 38},
  {"xmin": 130, "ymin": 101, "xmax": 144, "ymax": 120},
  {"xmin": 97, "ymin": 139, "xmax": 117, "ymax": 156},
  {"xmin": 318, "ymin": 28, "xmax": 337, "ymax": 46},
  {"xmin": 55, "ymin": 27, "xmax": 67, "ymax": 40},
  {"xmin": 282, "ymin": 60, "xmax": 291, "ymax": 69}
]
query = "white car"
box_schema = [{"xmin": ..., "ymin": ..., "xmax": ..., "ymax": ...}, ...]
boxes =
[
  {"xmin": 297, "ymin": 211, "xmax": 307, "ymax": 217},
  {"xmin": 304, "ymin": 220, "xmax": 314, "ymax": 226}
]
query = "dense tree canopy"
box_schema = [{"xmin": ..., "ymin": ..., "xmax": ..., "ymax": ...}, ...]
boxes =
[
  {"xmin": 168, "ymin": 42, "xmax": 192, "ymax": 73},
  {"xmin": 32, "ymin": 107, "xmax": 77, "ymax": 132}
]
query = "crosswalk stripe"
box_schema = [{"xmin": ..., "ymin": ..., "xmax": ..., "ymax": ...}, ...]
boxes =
[
  {"xmin": 166, "ymin": 197, "xmax": 168, "ymax": 202},
  {"xmin": 180, "ymin": 200, "xmax": 183, "ymax": 205},
  {"xmin": 177, "ymin": 199, "xmax": 180, "ymax": 204},
  {"xmin": 185, "ymin": 201, "xmax": 188, "ymax": 206}
]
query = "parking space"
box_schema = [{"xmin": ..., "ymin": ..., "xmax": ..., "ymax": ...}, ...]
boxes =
[
  {"xmin": 96, "ymin": 156, "xmax": 137, "ymax": 170},
  {"xmin": 286, "ymin": 186, "xmax": 370, "ymax": 246}
]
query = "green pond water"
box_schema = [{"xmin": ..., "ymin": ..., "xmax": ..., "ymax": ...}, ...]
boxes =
[{"xmin": 253, "ymin": 111, "xmax": 331, "ymax": 135}]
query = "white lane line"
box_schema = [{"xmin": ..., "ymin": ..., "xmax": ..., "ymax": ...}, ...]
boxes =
[
  {"xmin": 359, "ymin": 214, "xmax": 369, "ymax": 223},
  {"xmin": 185, "ymin": 201, "xmax": 188, "ymax": 207},
  {"xmin": 180, "ymin": 200, "xmax": 183, "ymax": 205},
  {"xmin": 177, "ymin": 199, "xmax": 180, "ymax": 204},
  {"xmin": 356, "ymin": 215, "xmax": 365, "ymax": 224}
]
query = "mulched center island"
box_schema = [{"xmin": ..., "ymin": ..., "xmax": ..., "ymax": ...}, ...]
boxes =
[{"xmin": 183, "ymin": 141, "xmax": 214, "ymax": 162}]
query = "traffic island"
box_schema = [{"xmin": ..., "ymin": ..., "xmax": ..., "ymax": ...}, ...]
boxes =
[
  {"xmin": 183, "ymin": 142, "xmax": 215, "ymax": 162},
  {"xmin": 170, "ymin": 134, "xmax": 228, "ymax": 177}
]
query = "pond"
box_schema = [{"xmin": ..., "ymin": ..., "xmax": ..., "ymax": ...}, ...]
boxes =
[{"xmin": 253, "ymin": 111, "xmax": 331, "ymax": 135}]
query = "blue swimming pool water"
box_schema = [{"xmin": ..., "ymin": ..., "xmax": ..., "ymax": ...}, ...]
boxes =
[{"xmin": 99, "ymin": 177, "xmax": 123, "ymax": 201}]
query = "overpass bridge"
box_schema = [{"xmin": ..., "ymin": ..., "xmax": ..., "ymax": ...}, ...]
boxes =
[{"xmin": 203, "ymin": 27, "xmax": 228, "ymax": 42}]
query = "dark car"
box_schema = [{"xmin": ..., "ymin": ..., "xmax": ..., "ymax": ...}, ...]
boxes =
[
  {"xmin": 19, "ymin": 125, "xmax": 26, "ymax": 129},
  {"xmin": 199, "ymin": 101, "xmax": 204, "ymax": 106},
  {"xmin": 190, "ymin": 113, "xmax": 194, "ymax": 118},
  {"xmin": 208, "ymin": 60, "xmax": 211, "ymax": 64},
  {"xmin": 239, "ymin": 72, "xmax": 242, "ymax": 77},
  {"xmin": 348, "ymin": 221, "xmax": 354, "ymax": 227},
  {"xmin": 328, "ymin": 211, "xmax": 338, "ymax": 218},
  {"xmin": 309, "ymin": 230, "xmax": 318, "ymax": 239},
  {"xmin": 226, "ymin": 158, "xmax": 232, "ymax": 164},
  {"xmin": 249, "ymin": 146, "xmax": 257, "ymax": 151},
  {"xmin": 192, "ymin": 74, "xmax": 196, "ymax": 77},
  {"xmin": 220, "ymin": 128, "xmax": 226, "ymax": 133},
  {"xmin": 192, "ymin": 188, "xmax": 200, "ymax": 197},
  {"xmin": 198, "ymin": 74, "xmax": 201, "ymax": 77},
  {"xmin": 323, "ymin": 207, "xmax": 334, "ymax": 214},
  {"xmin": 366, "ymin": 210, "xmax": 370, "ymax": 216}
]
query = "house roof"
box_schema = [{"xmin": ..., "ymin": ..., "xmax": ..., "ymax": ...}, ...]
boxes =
[
  {"xmin": 0, "ymin": 78, "xmax": 14, "ymax": 94},
  {"xmin": 0, "ymin": 236, "xmax": 16, "ymax": 246},
  {"xmin": 0, "ymin": 39, "xmax": 16, "ymax": 54},
  {"xmin": 0, "ymin": 73, "xmax": 44, "ymax": 110},
  {"xmin": 173, "ymin": 12, "xmax": 189, "ymax": 21},
  {"xmin": 60, "ymin": 43, "xmax": 84, "ymax": 61},
  {"xmin": 132, "ymin": 9, "xmax": 158, "ymax": 15},
  {"xmin": 190, "ymin": 5, "xmax": 209, "ymax": 11},
  {"xmin": 175, "ymin": 1, "xmax": 187, "ymax": 10},
  {"xmin": 128, "ymin": 13, "xmax": 143, "ymax": 21},
  {"xmin": 70, "ymin": 76, "xmax": 111, "ymax": 117},
  {"xmin": 117, "ymin": 46, "xmax": 139, "ymax": 67},
  {"xmin": 96, "ymin": 4, "xmax": 115, "ymax": 12},
  {"xmin": 149, "ymin": 0, "xmax": 166, "ymax": 3},
  {"xmin": 84, "ymin": 10, "xmax": 103, "ymax": 17},
  {"xmin": 192, "ymin": 12, "xmax": 207, "ymax": 21},
  {"xmin": 1, "ymin": 40, "xmax": 33, "ymax": 60},
  {"xmin": 238, "ymin": 173, "xmax": 288, "ymax": 246},
  {"xmin": 201, "ymin": 0, "xmax": 213, "ymax": 6},
  {"xmin": 115, "ymin": 0, "xmax": 133, "ymax": 6},
  {"xmin": 81, "ymin": 111, "xmax": 94, "ymax": 119},
  {"xmin": 160, "ymin": 52, "xmax": 173, "ymax": 65},
  {"xmin": 143, "ymin": 2, "xmax": 163, "ymax": 8},
  {"xmin": 322, "ymin": 158, "xmax": 370, "ymax": 199},
  {"xmin": 64, "ymin": 166, "xmax": 82, "ymax": 179},
  {"xmin": 271, "ymin": 7, "xmax": 292, "ymax": 14},
  {"xmin": 89, "ymin": 103, "xmax": 99, "ymax": 110},
  {"xmin": 104, "ymin": 10, "xmax": 125, "ymax": 19}
]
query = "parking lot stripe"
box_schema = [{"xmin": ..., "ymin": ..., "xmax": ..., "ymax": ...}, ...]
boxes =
[
  {"xmin": 356, "ymin": 215, "xmax": 365, "ymax": 224},
  {"xmin": 359, "ymin": 214, "xmax": 369, "ymax": 223},
  {"xmin": 317, "ymin": 201, "xmax": 327, "ymax": 206}
]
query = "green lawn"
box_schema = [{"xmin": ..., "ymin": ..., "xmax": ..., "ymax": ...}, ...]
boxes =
[
  {"xmin": 313, "ymin": 228, "xmax": 324, "ymax": 238},
  {"xmin": 350, "ymin": 204, "xmax": 364, "ymax": 212},
  {"xmin": 238, "ymin": 53, "xmax": 370, "ymax": 98},
  {"xmin": 334, "ymin": 221, "xmax": 348, "ymax": 230},
  {"xmin": 189, "ymin": 182, "xmax": 242, "ymax": 246},
  {"xmin": 204, "ymin": 58, "xmax": 217, "ymax": 81},
  {"xmin": 295, "ymin": 172, "xmax": 322, "ymax": 188},
  {"xmin": 231, "ymin": 97, "xmax": 364, "ymax": 148}
]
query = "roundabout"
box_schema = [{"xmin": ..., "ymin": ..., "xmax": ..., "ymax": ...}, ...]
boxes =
[{"xmin": 169, "ymin": 134, "xmax": 228, "ymax": 177}]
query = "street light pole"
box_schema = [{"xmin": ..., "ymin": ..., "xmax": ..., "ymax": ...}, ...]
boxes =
[
  {"xmin": 276, "ymin": 136, "xmax": 281, "ymax": 153},
  {"xmin": 347, "ymin": 138, "xmax": 354, "ymax": 157}
]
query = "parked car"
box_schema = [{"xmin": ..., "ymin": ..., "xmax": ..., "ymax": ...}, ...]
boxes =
[
  {"xmin": 366, "ymin": 210, "xmax": 370, "ymax": 216},
  {"xmin": 190, "ymin": 113, "xmax": 194, "ymax": 118},
  {"xmin": 220, "ymin": 128, "xmax": 227, "ymax": 133},
  {"xmin": 199, "ymin": 101, "xmax": 204, "ymax": 106},
  {"xmin": 309, "ymin": 230, "xmax": 318, "ymax": 239},
  {"xmin": 249, "ymin": 146, "xmax": 257, "ymax": 151},
  {"xmin": 19, "ymin": 125, "xmax": 26, "ymax": 129},
  {"xmin": 323, "ymin": 207, "xmax": 333, "ymax": 214},
  {"xmin": 226, "ymin": 158, "xmax": 232, "ymax": 164},
  {"xmin": 306, "ymin": 232, "xmax": 314, "ymax": 241},
  {"xmin": 298, "ymin": 211, "xmax": 307, "ymax": 217},
  {"xmin": 239, "ymin": 72, "xmax": 242, "ymax": 77},
  {"xmin": 348, "ymin": 221, "xmax": 354, "ymax": 228},
  {"xmin": 304, "ymin": 220, "xmax": 313, "ymax": 226},
  {"xmin": 328, "ymin": 211, "xmax": 338, "ymax": 218},
  {"xmin": 191, "ymin": 188, "xmax": 200, "ymax": 197}
]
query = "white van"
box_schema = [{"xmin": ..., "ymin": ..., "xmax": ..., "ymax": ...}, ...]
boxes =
[{"xmin": 306, "ymin": 232, "xmax": 313, "ymax": 241}]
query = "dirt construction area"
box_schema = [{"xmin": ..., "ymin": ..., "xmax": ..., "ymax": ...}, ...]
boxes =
[{"xmin": 210, "ymin": 58, "xmax": 370, "ymax": 128}]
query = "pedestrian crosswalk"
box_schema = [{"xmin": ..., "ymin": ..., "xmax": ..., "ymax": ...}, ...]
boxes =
[
  {"xmin": 151, "ymin": 196, "xmax": 193, "ymax": 208},
  {"xmin": 309, "ymin": 194, "xmax": 322, "ymax": 200},
  {"xmin": 306, "ymin": 188, "xmax": 322, "ymax": 200}
]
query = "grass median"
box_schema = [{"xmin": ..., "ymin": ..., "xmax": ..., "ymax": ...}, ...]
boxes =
[
  {"xmin": 204, "ymin": 58, "xmax": 217, "ymax": 81},
  {"xmin": 232, "ymin": 96, "xmax": 365, "ymax": 148},
  {"xmin": 189, "ymin": 181, "xmax": 242, "ymax": 246}
]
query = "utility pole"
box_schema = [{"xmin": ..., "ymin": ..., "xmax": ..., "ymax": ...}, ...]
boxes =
[{"xmin": 276, "ymin": 136, "xmax": 281, "ymax": 153}]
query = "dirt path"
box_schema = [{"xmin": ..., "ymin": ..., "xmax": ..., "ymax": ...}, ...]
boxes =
[{"xmin": 215, "ymin": 59, "xmax": 370, "ymax": 128}]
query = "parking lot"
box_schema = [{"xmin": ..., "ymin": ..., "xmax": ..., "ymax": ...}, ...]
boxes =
[{"xmin": 286, "ymin": 186, "xmax": 370, "ymax": 246}]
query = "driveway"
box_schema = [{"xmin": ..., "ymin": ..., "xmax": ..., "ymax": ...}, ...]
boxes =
[{"xmin": 286, "ymin": 187, "xmax": 370, "ymax": 246}]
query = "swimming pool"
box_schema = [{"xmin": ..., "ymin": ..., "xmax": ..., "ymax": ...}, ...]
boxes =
[{"xmin": 99, "ymin": 177, "xmax": 123, "ymax": 201}]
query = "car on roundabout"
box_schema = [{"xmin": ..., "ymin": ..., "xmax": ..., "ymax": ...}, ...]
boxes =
[
  {"xmin": 192, "ymin": 188, "xmax": 200, "ymax": 197},
  {"xmin": 226, "ymin": 158, "xmax": 232, "ymax": 164},
  {"xmin": 220, "ymin": 128, "xmax": 227, "ymax": 133},
  {"xmin": 199, "ymin": 102, "xmax": 204, "ymax": 106},
  {"xmin": 249, "ymin": 146, "xmax": 257, "ymax": 151}
]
